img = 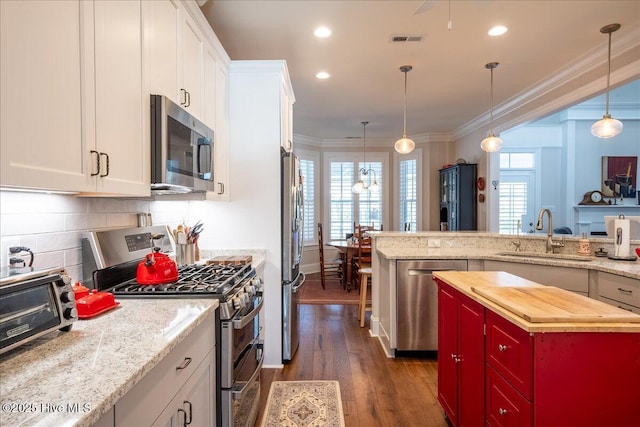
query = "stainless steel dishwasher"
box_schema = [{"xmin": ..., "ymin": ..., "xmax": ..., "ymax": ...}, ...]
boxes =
[{"xmin": 396, "ymin": 260, "xmax": 468, "ymax": 352}]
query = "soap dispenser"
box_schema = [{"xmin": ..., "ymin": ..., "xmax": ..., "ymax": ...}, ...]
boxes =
[{"xmin": 577, "ymin": 233, "xmax": 591, "ymax": 256}]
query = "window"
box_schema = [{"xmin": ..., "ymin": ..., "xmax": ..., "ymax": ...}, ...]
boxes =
[
  {"xmin": 299, "ymin": 158, "xmax": 315, "ymax": 244},
  {"xmin": 499, "ymin": 152, "xmax": 535, "ymax": 234},
  {"xmin": 399, "ymin": 158, "xmax": 417, "ymax": 231},
  {"xmin": 325, "ymin": 153, "xmax": 387, "ymax": 240}
]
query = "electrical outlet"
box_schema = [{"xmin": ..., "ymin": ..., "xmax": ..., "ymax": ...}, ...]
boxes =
[{"xmin": 428, "ymin": 239, "xmax": 441, "ymax": 248}]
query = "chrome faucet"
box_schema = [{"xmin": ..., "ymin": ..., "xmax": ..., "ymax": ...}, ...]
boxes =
[
  {"xmin": 536, "ymin": 208, "xmax": 565, "ymax": 253},
  {"xmin": 511, "ymin": 220, "xmax": 522, "ymax": 252}
]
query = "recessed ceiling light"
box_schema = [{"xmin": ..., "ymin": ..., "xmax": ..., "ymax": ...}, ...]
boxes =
[
  {"xmin": 488, "ymin": 25, "xmax": 508, "ymax": 36},
  {"xmin": 315, "ymin": 71, "xmax": 330, "ymax": 79},
  {"xmin": 314, "ymin": 26, "xmax": 331, "ymax": 38}
]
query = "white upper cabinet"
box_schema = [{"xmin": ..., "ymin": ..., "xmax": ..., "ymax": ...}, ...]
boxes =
[
  {"xmin": 146, "ymin": 0, "xmax": 180, "ymax": 104},
  {"xmin": 1, "ymin": 0, "xmax": 148, "ymax": 196},
  {"xmin": 147, "ymin": 0, "xmax": 219, "ymax": 128},
  {"xmin": 1, "ymin": 0, "xmax": 87, "ymax": 192},
  {"xmin": 92, "ymin": 0, "xmax": 148, "ymax": 195}
]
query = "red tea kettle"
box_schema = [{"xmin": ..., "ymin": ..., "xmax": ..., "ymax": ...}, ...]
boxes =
[{"xmin": 136, "ymin": 234, "xmax": 178, "ymax": 285}]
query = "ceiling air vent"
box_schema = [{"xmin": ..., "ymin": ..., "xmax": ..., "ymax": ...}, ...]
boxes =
[{"xmin": 391, "ymin": 34, "xmax": 424, "ymax": 43}]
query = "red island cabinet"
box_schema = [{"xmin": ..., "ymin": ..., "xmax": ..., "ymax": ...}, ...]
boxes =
[
  {"xmin": 435, "ymin": 276, "xmax": 640, "ymax": 427},
  {"xmin": 437, "ymin": 280, "xmax": 485, "ymax": 427}
]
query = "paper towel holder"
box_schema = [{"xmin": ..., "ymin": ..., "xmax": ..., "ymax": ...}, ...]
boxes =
[{"xmin": 607, "ymin": 213, "xmax": 638, "ymax": 261}]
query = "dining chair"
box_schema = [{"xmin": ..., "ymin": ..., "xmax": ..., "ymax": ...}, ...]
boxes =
[{"xmin": 317, "ymin": 223, "xmax": 342, "ymax": 290}]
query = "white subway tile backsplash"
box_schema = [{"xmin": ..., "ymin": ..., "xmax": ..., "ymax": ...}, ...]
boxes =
[
  {"xmin": 64, "ymin": 213, "xmax": 107, "ymax": 231},
  {"xmin": 37, "ymin": 231, "xmax": 81, "ymax": 252},
  {"xmin": 106, "ymin": 213, "xmax": 137, "ymax": 228},
  {"xmin": 1, "ymin": 213, "xmax": 66, "ymax": 235},
  {"xmin": 1, "ymin": 190, "xmax": 198, "ymax": 278}
]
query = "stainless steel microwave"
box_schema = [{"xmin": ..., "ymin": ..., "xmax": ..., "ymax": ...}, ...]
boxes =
[
  {"xmin": 0, "ymin": 268, "xmax": 77, "ymax": 355},
  {"xmin": 150, "ymin": 94, "xmax": 215, "ymax": 194}
]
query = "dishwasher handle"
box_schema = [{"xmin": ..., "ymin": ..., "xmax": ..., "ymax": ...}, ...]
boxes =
[{"xmin": 408, "ymin": 268, "xmax": 437, "ymax": 276}]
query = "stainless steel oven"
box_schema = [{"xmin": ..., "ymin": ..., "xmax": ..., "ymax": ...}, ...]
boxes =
[
  {"xmin": 220, "ymin": 294, "xmax": 263, "ymax": 427},
  {"xmin": 0, "ymin": 268, "xmax": 77, "ymax": 355}
]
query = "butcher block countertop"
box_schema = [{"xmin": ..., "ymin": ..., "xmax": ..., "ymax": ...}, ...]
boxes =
[{"xmin": 433, "ymin": 271, "xmax": 640, "ymax": 333}]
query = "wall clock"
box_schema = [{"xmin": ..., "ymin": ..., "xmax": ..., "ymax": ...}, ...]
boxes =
[{"xmin": 578, "ymin": 190, "xmax": 609, "ymax": 205}]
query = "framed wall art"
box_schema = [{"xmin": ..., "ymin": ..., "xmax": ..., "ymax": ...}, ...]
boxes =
[{"xmin": 601, "ymin": 156, "xmax": 638, "ymax": 198}]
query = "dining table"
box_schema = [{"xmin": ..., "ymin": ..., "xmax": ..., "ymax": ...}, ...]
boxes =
[{"xmin": 327, "ymin": 239, "xmax": 371, "ymax": 291}]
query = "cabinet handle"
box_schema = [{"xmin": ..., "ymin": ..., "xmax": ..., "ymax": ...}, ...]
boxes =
[
  {"xmin": 175, "ymin": 357, "xmax": 192, "ymax": 370},
  {"xmin": 183, "ymin": 400, "xmax": 193, "ymax": 426},
  {"xmin": 498, "ymin": 408, "xmax": 508, "ymax": 415},
  {"xmin": 180, "ymin": 88, "xmax": 187, "ymax": 106},
  {"xmin": 498, "ymin": 344, "xmax": 508, "ymax": 352},
  {"xmin": 618, "ymin": 305, "xmax": 633, "ymax": 312},
  {"xmin": 450, "ymin": 353, "xmax": 459, "ymax": 363},
  {"xmin": 99, "ymin": 152, "xmax": 109, "ymax": 177},
  {"xmin": 617, "ymin": 288, "xmax": 633, "ymax": 294},
  {"xmin": 178, "ymin": 408, "xmax": 187, "ymax": 426},
  {"xmin": 90, "ymin": 150, "xmax": 100, "ymax": 176},
  {"xmin": 185, "ymin": 91, "xmax": 191, "ymax": 107},
  {"xmin": 217, "ymin": 182, "xmax": 224, "ymax": 194}
]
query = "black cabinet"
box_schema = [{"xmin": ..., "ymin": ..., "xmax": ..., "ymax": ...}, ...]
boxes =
[{"xmin": 439, "ymin": 164, "xmax": 477, "ymax": 231}]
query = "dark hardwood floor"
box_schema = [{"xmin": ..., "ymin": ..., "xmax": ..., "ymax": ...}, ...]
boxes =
[{"xmin": 257, "ymin": 304, "xmax": 449, "ymax": 427}]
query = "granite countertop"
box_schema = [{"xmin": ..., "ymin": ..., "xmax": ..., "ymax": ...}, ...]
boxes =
[
  {"xmin": 0, "ymin": 299, "xmax": 218, "ymax": 427},
  {"xmin": 433, "ymin": 271, "xmax": 640, "ymax": 333},
  {"xmin": 375, "ymin": 247, "xmax": 640, "ymax": 280}
]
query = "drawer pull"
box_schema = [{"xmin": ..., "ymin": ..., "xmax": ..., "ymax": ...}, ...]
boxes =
[
  {"xmin": 618, "ymin": 288, "xmax": 633, "ymax": 294},
  {"xmin": 451, "ymin": 353, "xmax": 460, "ymax": 363},
  {"xmin": 498, "ymin": 344, "xmax": 508, "ymax": 352},
  {"xmin": 498, "ymin": 408, "xmax": 508, "ymax": 415},
  {"xmin": 618, "ymin": 305, "xmax": 633, "ymax": 312},
  {"xmin": 176, "ymin": 357, "xmax": 192, "ymax": 371}
]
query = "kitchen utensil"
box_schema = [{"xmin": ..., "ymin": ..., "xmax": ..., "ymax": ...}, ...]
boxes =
[
  {"xmin": 75, "ymin": 290, "xmax": 120, "ymax": 319},
  {"xmin": 136, "ymin": 234, "xmax": 178, "ymax": 285}
]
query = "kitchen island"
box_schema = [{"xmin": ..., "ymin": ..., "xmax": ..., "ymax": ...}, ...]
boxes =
[
  {"xmin": 0, "ymin": 299, "xmax": 218, "ymax": 427},
  {"xmin": 433, "ymin": 270, "xmax": 640, "ymax": 426},
  {"xmin": 370, "ymin": 231, "xmax": 640, "ymax": 357}
]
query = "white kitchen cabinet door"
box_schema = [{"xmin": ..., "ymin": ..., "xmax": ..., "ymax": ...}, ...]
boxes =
[
  {"xmin": 206, "ymin": 61, "xmax": 230, "ymax": 201},
  {"xmin": 93, "ymin": 0, "xmax": 148, "ymax": 196},
  {"xmin": 180, "ymin": 12, "xmax": 204, "ymax": 120},
  {"xmin": 146, "ymin": 0, "xmax": 180, "ymax": 102},
  {"xmin": 0, "ymin": 0, "xmax": 92, "ymax": 192}
]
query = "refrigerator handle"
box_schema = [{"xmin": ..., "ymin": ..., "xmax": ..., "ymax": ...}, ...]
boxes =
[{"xmin": 292, "ymin": 272, "xmax": 306, "ymax": 293}]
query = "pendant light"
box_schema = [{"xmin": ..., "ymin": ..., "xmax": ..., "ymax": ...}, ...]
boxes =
[
  {"xmin": 591, "ymin": 23, "xmax": 623, "ymax": 139},
  {"xmin": 394, "ymin": 65, "xmax": 415, "ymax": 154},
  {"xmin": 480, "ymin": 62, "xmax": 503, "ymax": 153},
  {"xmin": 352, "ymin": 121, "xmax": 379, "ymax": 193}
]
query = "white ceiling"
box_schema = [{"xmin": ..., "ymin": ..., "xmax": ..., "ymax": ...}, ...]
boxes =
[{"xmin": 201, "ymin": 1, "xmax": 640, "ymax": 140}]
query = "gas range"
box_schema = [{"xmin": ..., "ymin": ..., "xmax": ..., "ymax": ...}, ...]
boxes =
[{"xmin": 105, "ymin": 263, "xmax": 261, "ymax": 320}]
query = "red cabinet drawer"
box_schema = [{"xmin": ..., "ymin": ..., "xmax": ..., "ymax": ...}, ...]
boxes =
[
  {"xmin": 486, "ymin": 366, "xmax": 532, "ymax": 427},
  {"xmin": 486, "ymin": 310, "xmax": 533, "ymax": 400}
]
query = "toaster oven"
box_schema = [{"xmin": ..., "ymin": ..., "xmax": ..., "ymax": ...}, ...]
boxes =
[{"xmin": 0, "ymin": 268, "xmax": 77, "ymax": 355}]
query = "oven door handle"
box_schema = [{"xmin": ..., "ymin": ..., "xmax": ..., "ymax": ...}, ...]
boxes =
[
  {"xmin": 231, "ymin": 341, "xmax": 264, "ymax": 401},
  {"xmin": 231, "ymin": 297, "xmax": 263, "ymax": 330}
]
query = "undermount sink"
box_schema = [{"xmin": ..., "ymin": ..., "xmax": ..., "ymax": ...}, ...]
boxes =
[{"xmin": 495, "ymin": 251, "xmax": 593, "ymax": 262}]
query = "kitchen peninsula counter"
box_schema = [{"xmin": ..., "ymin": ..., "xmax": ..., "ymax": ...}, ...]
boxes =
[{"xmin": 0, "ymin": 299, "xmax": 218, "ymax": 427}]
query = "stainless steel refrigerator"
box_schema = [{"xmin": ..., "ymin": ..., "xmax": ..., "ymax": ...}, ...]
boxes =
[{"xmin": 281, "ymin": 147, "xmax": 306, "ymax": 362}]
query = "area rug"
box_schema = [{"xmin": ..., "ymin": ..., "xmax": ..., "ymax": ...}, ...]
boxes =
[{"xmin": 260, "ymin": 380, "xmax": 345, "ymax": 427}]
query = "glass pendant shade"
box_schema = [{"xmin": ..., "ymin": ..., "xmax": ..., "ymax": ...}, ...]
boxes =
[
  {"xmin": 480, "ymin": 133, "xmax": 503, "ymax": 152},
  {"xmin": 352, "ymin": 180, "xmax": 366, "ymax": 193},
  {"xmin": 394, "ymin": 136, "xmax": 415, "ymax": 154},
  {"xmin": 368, "ymin": 180, "xmax": 379, "ymax": 193},
  {"xmin": 591, "ymin": 115, "xmax": 623, "ymax": 138}
]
